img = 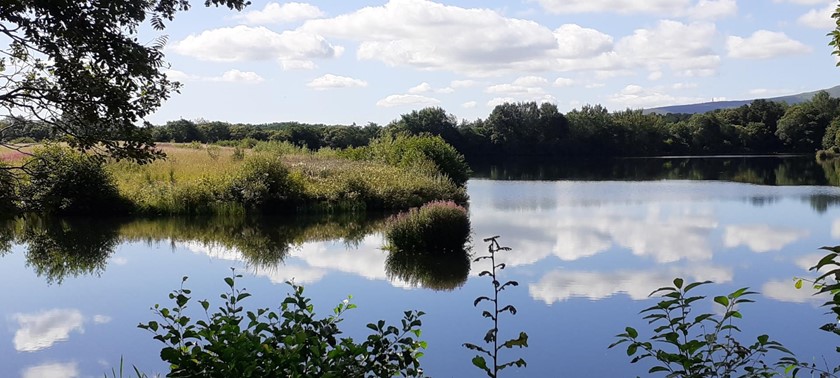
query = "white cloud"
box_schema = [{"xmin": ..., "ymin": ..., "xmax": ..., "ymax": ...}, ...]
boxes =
[
  {"xmin": 237, "ymin": 2, "xmax": 324, "ymax": 25},
  {"xmin": 13, "ymin": 309, "xmax": 84, "ymax": 352},
  {"xmin": 748, "ymin": 88, "xmax": 792, "ymax": 96},
  {"xmin": 218, "ymin": 69, "xmax": 265, "ymax": 83},
  {"xmin": 553, "ymin": 24, "xmax": 614, "ymax": 58},
  {"xmin": 164, "ymin": 69, "xmax": 264, "ymax": 84},
  {"xmin": 450, "ymin": 79, "xmax": 479, "ymax": 88},
  {"xmin": 529, "ymin": 265, "xmax": 733, "ymax": 303},
  {"xmin": 462, "ymin": 101, "xmax": 477, "ymax": 108},
  {"xmin": 302, "ymin": 0, "xmax": 565, "ymax": 75},
  {"xmin": 776, "ymin": 0, "xmax": 833, "ymax": 5},
  {"xmin": 376, "ymin": 94, "xmax": 441, "ymax": 107},
  {"xmin": 648, "ymin": 71, "xmax": 664, "ymax": 80},
  {"xmin": 534, "ymin": 0, "xmax": 693, "ymax": 14},
  {"xmin": 486, "ymin": 97, "xmax": 516, "ymax": 107},
  {"xmin": 726, "ymin": 30, "xmax": 812, "ymax": 59},
  {"xmin": 723, "ymin": 224, "xmax": 809, "ymax": 253},
  {"xmin": 280, "ymin": 59, "xmax": 317, "ymax": 70},
  {"xmin": 690, "ymin": 0, "xmax": 738, "ymax": 20},
  {"xmin": 171, "ymin": 26, "xmax": 342, "ymax": 63},
  {"xmin": 609, "ymin": 84, "xmax": 706, "ymax": 109},
  {"xmin": 798, "ymin": 2, "xmax": 835, "ymax": 29},
  {"xmin": 408, "ymin": 82, "xmax": 433, "ymax": 94},
  {"xmin": 164, "ymin": 69, "xmax": 193, "ymax": 82},
  {"xmin": 553, "ymin": 77, "xmax": 575, "ymax": 87},
  {"xmin": 512, "ymin": 75, "xmax": 549, "ymax": 87},
  {"xmin": 307, "ymin": 74, "xmax": 368, "ymax": 90},
  {"xmin": 436, "ymin": 87, "xmax": 455, "ymax": 94},
  {"xmin": 92, "ymin": 315, "xmax": 112, "ymax": 324},
  {"xmin": 672, "ymin": 82, "xmax": 699, "ymax": 89},
  {"xmin": 535, "ymin": 0, "xmax": 735, "ymax": 18},
  {"xmin": 22, "ymin": 362, "xmax": 79, "ymax": 378},
  {"xmin": 615, "ymin": 20, "xmax": 720, "ymax": 76}
]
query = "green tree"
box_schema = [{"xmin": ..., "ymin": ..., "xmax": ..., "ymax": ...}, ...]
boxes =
[{"xmin": 0, "ymin": 0, "xmax": 249, "ymax": 163}]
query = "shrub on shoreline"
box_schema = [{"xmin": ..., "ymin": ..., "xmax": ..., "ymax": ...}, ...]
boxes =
[
  {"xmin": 20, "ymin": 145, "xmax": 128, "ymax": 215},
  {"xmin": 228, "ymin": 154, "xmax": 304, "ymax": 212},
  {"xmin": 342, "ymin": 134, "xmax": 471, "ymax": 187},
  {"xmin": 385, "ymin": 200, "xmax": 471, "ymax": 255},
  {"xmin": 0, "ymin": 163, "xmax": 18, "ymax": 215}
]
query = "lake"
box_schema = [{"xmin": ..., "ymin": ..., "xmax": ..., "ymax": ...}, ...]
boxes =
[{"xmin": 3, "ymin": 156, "xmax": 840, "ymax": 377}]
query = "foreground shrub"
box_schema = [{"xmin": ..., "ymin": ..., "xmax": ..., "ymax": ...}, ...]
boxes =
[
  {"xmin": 228, "ymin": 154, "xmax": 303, "ymax": 212},
  {"xmin": 140, "ymin": 273, "xmax": 426, "ymax": 377},
  {"xmin": 385, "ymin": 200, "xmax": 470, "ymax": 255},
  {"xmin": 610, "ymin": 278, "xmax": 791, "ymax": 377},
  {"xmin": 20, "ymin": 145, "xmax": 128, "ymax": 214}
]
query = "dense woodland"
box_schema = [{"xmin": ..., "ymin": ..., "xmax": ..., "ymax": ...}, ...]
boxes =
[{"xmin": 5, "ymin": 91, "xmax": 840, "ymax": 161}]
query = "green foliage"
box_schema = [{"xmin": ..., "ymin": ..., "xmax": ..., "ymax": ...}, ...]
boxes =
[
  {"xmin": 231, "ymin": 145, "xmax": 245, "ymax": 161},
  {"xmin": 785, "ymin": 245, "xmax": 840, "ymax": 376},
  {"xmin": 610, "ymin": 278, "xmax": 791, "ymax": 377},
  {"xmin": 139, "ymin": 272, "xmax": 426, "ymax": 377},
  {"xmin": 0, "ymin": 163, "xmax": 18, "ymax": 214},
  {"xmin": 1, "ymin": 0, "xmax": 248, "ymax": 162},
  {"xmin": 464, "ymin": 236, "xmax": 528, "ymax": 378},
  {"xmin": 227, "ymin": 154, "xmax": 303, "ymax": 212},
  {"xmin": 348, "ymin": 134, "xmax": 471, "ymax": 187},
  {"xmin": 21, "ymin": 145, "xmax": 129, "ymax": 215},
  {"xmin": 384, "ymin": 201, "xmax": 471, "ymax": 255}
]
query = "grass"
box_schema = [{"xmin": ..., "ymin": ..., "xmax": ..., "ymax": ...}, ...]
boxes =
[{"xmin": 105, "ymin": 142, "xmax": 467, "ymax": 215}]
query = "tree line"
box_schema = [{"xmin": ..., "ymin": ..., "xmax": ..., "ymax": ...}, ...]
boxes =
[{"xmin": 6, "ymin": 91, "xmax": 840, "ymax": 161}]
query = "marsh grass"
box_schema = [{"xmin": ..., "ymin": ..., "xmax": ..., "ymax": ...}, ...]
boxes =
[
  {"xmin": 384, "ymin": 200, "xmax": 471, "ymax": 255},
  {"xmin": 107, "ymin": 143, "xmax": 467, "ymax": 215}
]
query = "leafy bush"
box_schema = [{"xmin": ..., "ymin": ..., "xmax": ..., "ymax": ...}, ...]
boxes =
[
  {"xmin": 344, "ymin": 134, "xmax": 471, "ymax": 187},
  {"xmin": 0, "ymin": 163, "xmax": 18, "ymax": 214},
  {"xmin": 228, "ymin": 154, "xmax": 303, "ymax": 212},
  {"xmin": 610, "ymin": 278, "xmax": 791, "ymax": 377},
  {"xmin": 385, "ymin": 200, "xmax": 471, "ymax": 255},
  {"xmin": 139, "ymin": 273, "xmax": 426, "ymax": 377},
  {"xmin": 20, "ymin": 145, "xmax": 128, "ymax": 214}
]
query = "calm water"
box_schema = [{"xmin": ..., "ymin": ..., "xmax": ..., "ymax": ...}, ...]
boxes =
[{"xmin": 4, "ymin": 157, "xmax": 840, "ymax": 377}]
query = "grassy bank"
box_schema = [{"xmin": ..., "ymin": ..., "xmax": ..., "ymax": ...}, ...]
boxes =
[{"xmin": 2, "ymin": 138, "xmax": 469, "ymax": 216}]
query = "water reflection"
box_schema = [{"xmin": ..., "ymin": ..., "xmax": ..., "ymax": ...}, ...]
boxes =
[
  {"xmin": 20, "ymin": 216, "xmax": 121, "ymax": 284},
  {"xmin": 385, "ymin": 248, "xmax": 471, "ymax": 291},
  {"xmin": 472, "ymin": 156, "xmax": 829, "ymax": 185},
  {"xmin": 13, "ymin": 309, "xmax": 85, "ymax": 352},
  {"xmin": 723, "ymin": 225, "xmax": 809, "ymax": 253},
  {"xmin": 529, "ymin": 265, "xmax": 733, "ymax": 304},
  {"xmin": 21, "ymin": 362, "xmax": 79, "ymax": 378},
  {"xmin": 1, "ymin": 214, "xmax": 386, "ymax": 284}
]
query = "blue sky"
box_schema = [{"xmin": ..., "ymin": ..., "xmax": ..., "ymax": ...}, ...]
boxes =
[{"xmin": 148, "ymin": 0, "xmax": 840, "ymax": 125}]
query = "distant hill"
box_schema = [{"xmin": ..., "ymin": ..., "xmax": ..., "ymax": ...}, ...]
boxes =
[{"xmin": 644, "ymin": 85, "xmax": 840, "ymax": 115}]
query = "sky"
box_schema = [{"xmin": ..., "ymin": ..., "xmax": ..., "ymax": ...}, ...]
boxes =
[{"xmin": 147, "ymin": 0, "xmax": 840, "ymax": 126}]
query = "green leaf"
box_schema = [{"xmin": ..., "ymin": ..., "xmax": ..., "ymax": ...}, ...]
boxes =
[
  {"xmin": 714, "ymin": 295, "xmax": 729, "ymax": 307},
  {"xmin": 673, "ymin": 278, "xmax": 684, "ymax": 289},
  {"xmin": 471, "ymin": 356, "xmax": 489, "ymax": 371},
  {"xmin": 625, "ymin": 327, "xmax": 638, "ymax": 339},
  {"xmin": 795, "ymin": 279, "xmax": 803, "ymax": 289}
]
